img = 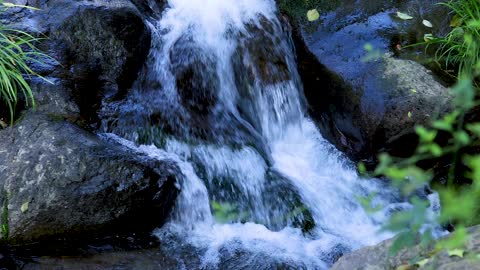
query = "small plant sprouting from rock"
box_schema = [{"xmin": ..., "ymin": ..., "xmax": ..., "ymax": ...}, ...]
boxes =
[
  {"xmin": 0, "ymin": 2, "xmax": 52, "ymax": 125},
  {"xmin": 1, "ymin": 192, "xmax": 8, "ymax": 240},
  {"xmin": 418, "ymin": 0, "xmax": 480, "ymax": 83},
  {"xmin": 211, "ymin": 201, "xmax": 247, "ymax": 224}
]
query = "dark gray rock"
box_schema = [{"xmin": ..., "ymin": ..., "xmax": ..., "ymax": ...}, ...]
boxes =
[
  {"xmin": 332, "ymin": 226, "xmax": 480, "ymax": 270},
  {"xmin": 0, "ymin": 112, "xmax": 180, "ymax": 244},
  {"xmin": 289, "ymin": 0, "xmax": 454, "ymax": 160},
  {"xmin": 22, "ymin": 249, "xmax": 179, "ymax": 270},
  {"xmin": 1, "ymin": 0, "xmax": 152, "ymax": 125},
  {"xmin": 22, "ymin": 244, "xmax": 312, "ymax": 270},
  {"xmin": 170, "ymin": 35, "xmax": 220, "ymax": 116},
  {"xmin": 22, "ymin": 233, "xmax": 317, "ymax": 270}
]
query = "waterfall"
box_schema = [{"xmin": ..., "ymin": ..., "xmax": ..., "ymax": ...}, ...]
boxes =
[{"xmin": 100, "ymin": 0, "xmax": 439, "ymax": 268}]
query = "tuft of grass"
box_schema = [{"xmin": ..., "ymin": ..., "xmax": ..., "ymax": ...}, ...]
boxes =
[
  {"xmin": 0, "ymin": 4, "xmax": 52, "ymax": 124},
  {"xmin": 422, "ymin": 0, "xmax": 480, "ymax": 81}
]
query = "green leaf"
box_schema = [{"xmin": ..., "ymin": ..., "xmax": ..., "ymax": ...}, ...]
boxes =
[
  {"xmin": 415, "ymin": 258, "xmax": 430, "ymax": 267},
  {"xmin": 415, "ymin": 126, "xmax": 437, "ymax": 142},
  {"xmin": 432, "ymin": 120, "xmax": 452, "ymax": 132},
  {"xmin": 450, "ymin": 14, "xmax": 463, "ymax": 27},
  {"xmin": 357, "ymin": 193, "xmax": 382, "ymax": 213},
  {"xmin": 454, "ymin": 131, "xmax": 470, "ymax": 146},
  {"xmin": 452, "ymin": 79, "xmax": 475, "ymax": 110},
  {"xmin": 408, "ymin": 111, "xmax": 412, "ymax": 118},
  {"xmin": 437, "ymin": 226, "xmax": 467, "ymax": 250},
  {"xmin": 467, "ymin": 123, "xmax": 480, "ymax": 138},
  {"xmin": 441, "ymin": 190, "xmax": 477, "ymax": 223},
  {"xmin": 389, "ymin": 231, "xmax": 416, "ymax": 255},
  {"xmin": 447, "ymin": 248, "xmax": 465, "ymax": 258},
  {"xmin": 357, "ymin": 162, "xmax": 367, "ymax": 176},
  {"xmin": 211, "ymin": 201, "xmax": 240, "ymax": 223},
  {"xmin": 430, "ymin": 143, "xmax": 443, "ymax": 157},
  {"xmin": 465, "ymin": 156, "xmax": 480, "ymax": 189},
  {"xmin": 397, "ymin": 12, "xmax": 414, "ymax": 20},
  {"xmin": 307, "ymin": 9, "xmax": 320, "ymax": 22},
  {"xmin": 424, "ymin": 33, "xmax": 435, "ymax": 42},
  {"xmin": 364, "ymin": 43, "xmax": 373, "ymax": 51},
  {"xmin": 420, "ymin": 229, "xmax": 434, "ymax": 248},
  {"xmin": 374, "ymin": 153, "xmax": 392, "ymax": 175}
]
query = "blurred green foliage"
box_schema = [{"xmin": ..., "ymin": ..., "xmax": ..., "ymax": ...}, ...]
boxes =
[{"xmin": 356, "ymin": 0, "xmax": 480, "ymax": 260}]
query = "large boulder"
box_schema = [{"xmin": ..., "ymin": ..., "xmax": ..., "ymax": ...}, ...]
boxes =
[
  {"xmin": 1, "ymin": 0, "xmax": 152, "ymax": 125},
  {"xmin": 0, "ymin": 111, "xmax": 180, "ymax": 244},
  {"xmin": 332, "ymin": 226, "xmax": 480, "ymax": 270},
  {"xmin": 287, "ymin": 0, "xmax": 454, "ymax": 161}
]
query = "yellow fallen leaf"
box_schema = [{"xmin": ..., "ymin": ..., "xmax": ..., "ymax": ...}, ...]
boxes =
[
  {"xmin": 2, "ymin": 2, "xmax": 39, "ymax": 10},
  {"xmin": 307, "ymin": 9, "xmax": 320, "ymax": 22},
  {"xmin": 397, "ymin": 11, "xmax": 413, "ymax": 20},
  {"xmin": 395, "ymin": 264, "xmax": 410, "ymax": 270},
  {"xmin": 21, "ymin": 202, "xmax": 29, "ymax": 213},
  {"xmin": 415, "ymin": 258, "xmax": 430, "ymax": 267},
  {"xmin": 450, "ymin": 14, "xmax": 463, "ymax": 27},
  {"xmin": 447, "ymin": 248, "xmax": 465, "ymax": 258},
  {"xmin": 422, "ymin": 20, "xmax": 433, "ymax": 28}
]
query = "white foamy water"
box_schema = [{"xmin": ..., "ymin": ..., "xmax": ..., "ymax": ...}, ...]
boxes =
[{"xmin": 101, "ymin": 0, "xmax": 442, "ymax": 268}]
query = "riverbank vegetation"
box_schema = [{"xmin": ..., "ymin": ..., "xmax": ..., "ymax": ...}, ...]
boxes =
[
  {"xmin": 0, "ymin": 2, "xmax": 48, "ymax": 125},
  {"xmin": 359, "ymin": 0, "xmax": 480, "ymax": 262},
  {"xmin": 422, "ymin": 0, "xmax": 480, "ymax": 84}
]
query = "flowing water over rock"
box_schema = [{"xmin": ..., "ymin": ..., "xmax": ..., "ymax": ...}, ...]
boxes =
[{"xmin": 100, "ymin": 0, "xmax": 439, "ymax": 268}]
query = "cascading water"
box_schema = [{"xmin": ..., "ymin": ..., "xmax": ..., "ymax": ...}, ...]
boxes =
[{"xmin": 100, "ymin": 0, "xmax": 441, "ymax": 268}]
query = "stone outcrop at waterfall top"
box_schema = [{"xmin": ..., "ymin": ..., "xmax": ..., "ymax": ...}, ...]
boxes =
[
  {"xmin": 286, "ymin": 0, "xmax": 453, "ymax": 162},
  {"xmin": 1, "ymin": 0, "xmax": 153, "ymax": 125}
]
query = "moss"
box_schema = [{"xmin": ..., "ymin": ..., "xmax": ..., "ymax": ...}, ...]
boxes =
[
  {"xmin": 1, "ymin": 191, "xmax": 9, "ymax": 241},
  {"xmin": 137, "ymin": 126, "xmax": 168, "ymax": 149}
]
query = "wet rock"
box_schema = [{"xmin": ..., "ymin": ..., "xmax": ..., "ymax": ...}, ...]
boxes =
[
  {"xmin": 22, "ymin": 245, "xmax": 312, "ymax": 270},
  {"xmin": 55, "ymin": 6, "xmax": 151, "ymax": 123},
  {"xmin": 0, "ymin": 111, "xmax": 180, "ymax": 244},
  {"xmin": 288, "ymin": 0, "xmax": 453, "ymax": 161},
  {"xmin": 332, "ymin": 225, "xmax": 480, "ymax": 270},
  {"xmin": 263, "ymin": 169, "xmax": 315, "ymax": 233},
  {"xmin": 22, "ymin": 249, "xmax": 179, "ymax": 270},
  {"xmin": 2, "ymin": 0, "xmax": 152, "ymax": 126},
  {"xmin": 232, "ymin": 17, "xmax": 295, "ymax": 133},
  {"xmin": 236, "ymin": 18, "xmax": 292, "ymax": 86},
  {"xmin": 170, "ymin": 36, "xmax": 220, "ymax": 116}
]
